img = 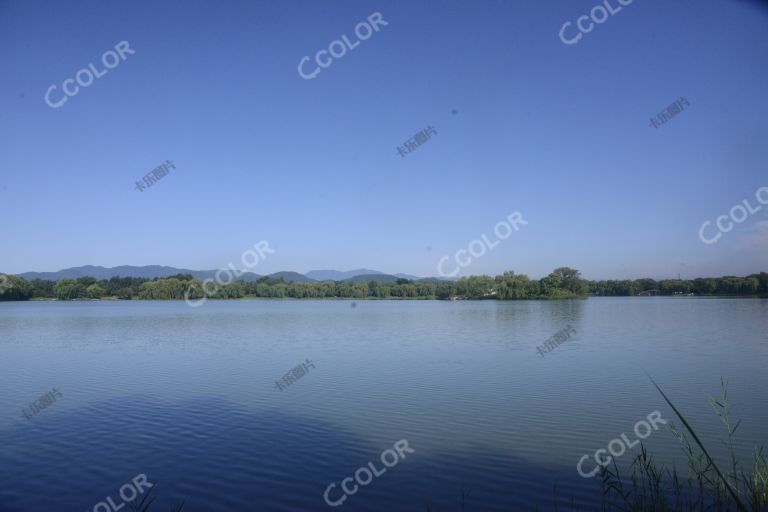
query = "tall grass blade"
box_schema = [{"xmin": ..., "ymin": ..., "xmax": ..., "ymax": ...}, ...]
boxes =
[{"xmin": 647, "ymin": 373, "xmax": 748, "ymax": 511}]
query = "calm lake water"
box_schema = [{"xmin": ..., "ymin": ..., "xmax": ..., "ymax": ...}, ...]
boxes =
[{"xmin": 0, "ymin": 298, "xmax": 766, "ymax": 511}]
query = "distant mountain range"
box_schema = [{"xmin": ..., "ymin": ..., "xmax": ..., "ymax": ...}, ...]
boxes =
[
  {"xmin": 16, "ymin": 265, "xmax": 263, "ymax": 282},
  {"xmin": 304, "ymin": 269, "xmax": 384, "ymax": 281},
  {"xmin": 267, "ymin": 271, "xmax": 315, "ymax": 283},
  {"xmin": 13, "ymin": 266, "xmax": 447, "ymax": 283}
]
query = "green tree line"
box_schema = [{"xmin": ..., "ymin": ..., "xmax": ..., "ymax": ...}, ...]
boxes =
[
  {"xmin": 589, "ymin": 273, "xmax": 768, "ymax": 296},
  {"xmin": 0, "ymin": 268, "xmax": 766, "ymax": 302}
]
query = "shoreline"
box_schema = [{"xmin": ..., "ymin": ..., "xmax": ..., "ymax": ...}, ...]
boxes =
[{"xmin": 10, "ymin": 294, "xmax": 768, "ymax": 303}]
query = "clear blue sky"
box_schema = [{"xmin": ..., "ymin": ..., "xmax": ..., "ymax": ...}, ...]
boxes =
[{"xmin": 1, "ymin": 0, "xmax": 767, "ymax": 279}]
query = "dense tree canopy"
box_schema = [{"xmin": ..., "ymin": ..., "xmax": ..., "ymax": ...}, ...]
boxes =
[
  {"xmin": 588, "ymin": 273, "xmax": 768, "ymax": 297},
  {"xmin": 0, "ymin": 269, "xmax": 765, "ymax": 302}
]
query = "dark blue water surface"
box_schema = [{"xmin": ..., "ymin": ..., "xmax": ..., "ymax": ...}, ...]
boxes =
[{"xmin": 1, "ymin": 298, "xmax": 766, "ymax": 511}]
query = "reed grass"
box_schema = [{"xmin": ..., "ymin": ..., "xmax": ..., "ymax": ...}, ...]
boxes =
[
  {"xmin": 428, "ymin": 377, "xmax": 767, "ymax": 511},
  {"xmin": 130, "ymin": 378, "xmax": 768, "ymax": 511},
  {"xmin": 571, "ymin": 377, "xmax": 766, "ymax": 511}
]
